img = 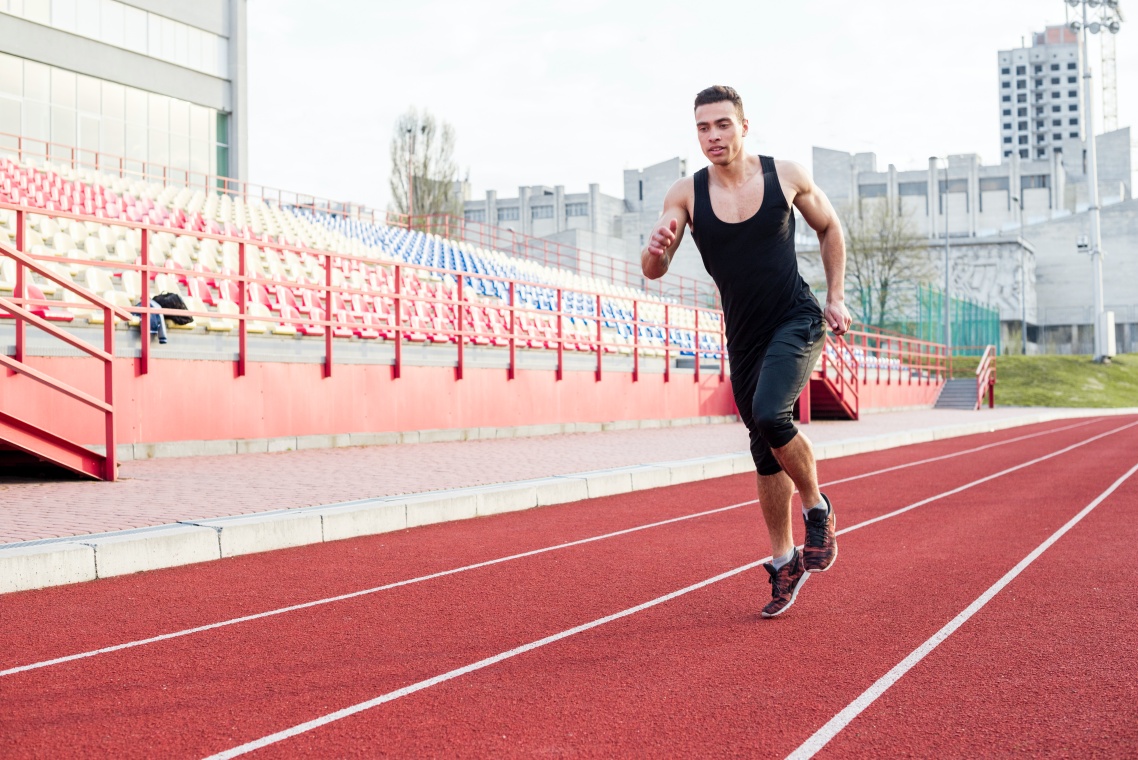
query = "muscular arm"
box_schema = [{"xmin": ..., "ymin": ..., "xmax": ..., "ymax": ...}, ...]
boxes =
[
  {"xmin": 779, "ymin": 161, "xmax": 852, "ymax": 335},
  {"xmin": 641, "ymin": 179, "xmax": 692, "ymax": 280}
]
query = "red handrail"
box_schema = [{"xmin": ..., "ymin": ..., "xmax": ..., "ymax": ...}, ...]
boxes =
[
  {"xmin": 0, "ymin": 208, "xmax": 134, "ymax": 480},
  {"xmin": 976, "ymin": 345, "xmax": 997, "ymax": 409}
]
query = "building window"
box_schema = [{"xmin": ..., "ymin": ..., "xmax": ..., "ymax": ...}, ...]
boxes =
[
  {"xmin": 1037, "ymin": 134, "xmax": 1047, "ymax": 143},
  {"xmin": 898, "ymin": 182, "xmax": 926, "ymax": 196},
  {"xmin": 859, "ymin": 183, "xmax": 887, "ymax": 198},
  {"xmin": 1017, "ymin": 94, "xmax": 1026, "ymax": 102},
  {"xmin": 1068, "ymin": 104, "xmax": 1078, "ymax": 111},
  {"xmin": 464, "ymin": 209, "xmax": 486, "ymax": 223},
  {"xmin": 1003, "ymin": 109, "xmax": 1012, "ymax": 116},
  {"xmin": 1052, "ymin": 105, "xmax": 1061, "ymax": 112},
  {"xmin": 1034, "ymin": 79, "xmax": 1043, "ymax": 88},
  {"xmin": 1022, "ymin": 175, "xmax": 1049, "ymax": 190},
  {"xmin": 979, "ymin": 177, "xmax": 1009, "ymax": 192},
  {"xmin": 1003, "ymin": 123, "xmax": 1012, "ymax": 131},
  {"xmin": 1016, "ymin": 65, "xmax": 1026, "ymax": 75},
  {"xmin": 1017, "ymin": 121, "xmax": 1027, "ymax": 130},
  {"xmin": 1067, "ymin": 62, "xmax": 1076, "ymax": 70},
  {"xmin": 1067, "ymin": 90, "xmax": 1077, "ymax": 97},
  {"xmin": 1051, "ymin": 63, "xmax": 1060, "ymax": 71},
  {"xmin": 1035, "ymin": 120, "xmax": 1045, "ymax": 130},
  {"xmin": 1052, "ymin": 133, "xmax": 1062, "ymax": 140},
  {"xmin": 1018, "ymin": 135, "xmax": 1028, "ymax": 144},
  {"xmin": 1050, "ymin": 77, "xmax": 1059, "ymax": 85},
  {"xmin": 497, "ymin": 207, "xmax": 520, "ymax": 222},
  {"xmin": 0, "ymin": 2, "xmax": 229, "ymax": 78},
  {"xmin": 1017, "ymin": 107, "xmax": 1028, "ymax": 117},
  {"xmin": 1001, "ymin": 67, "xmax": 1010, "ymax": 75},
  {"xmin": 1051, "ymin": 91, "xmax": 1060, "ymax": 98},
  {"xmin": 1003, "ymin": 95, "xmax": 1012, "ymax": 102},
  {"xmin": 1037, "ymin": 148, "xmax": 1047, "ymax": 158},
  {"xmin": 1067, "ymin": 76, "xmax": 1076, "ymax": 84},
  {"xmin": 1004, "ymin": 150, "xmax": 1013, "ymax": 157},
  {"xmin": 1001, "ymin": 81, "xmax": 1010, "ymax": 89},
  {"xmin": 565, "ymin": 202, "xmax": 588, "ymax": 217},
  {"xmin": 1051, "ymin": 119, "xmax": 1060, "ymax": 126},
  {"xmin": 531, "ymin": 205, "xmax": 553, "ymax": 219},
  {"xmin": 1017, "ymin": 80, "xmax": 1026, "ymax": 89},
  {"xmin": 1069, "ymin": 131, "xmax": 1079, "ymax": 138},
  {"xmin": 1034, "ymin": 65, "xmax": 1043, "ymax": 74},
  {"xmin": 1069, "ymin": 117, "xmax": 1078, "ymax": 125},
  {"xmin": 1003, "ymin": 136, "xmax": 1013, "ymax": 144},
  {"xmin": 1020, "ymin": 149, "xmax": 1029, "ymax": 158}
]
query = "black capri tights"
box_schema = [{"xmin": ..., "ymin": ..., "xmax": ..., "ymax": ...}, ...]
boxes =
[{"xmin": 731, "ymin": 314, "xmax": 826, "ymax": 476}]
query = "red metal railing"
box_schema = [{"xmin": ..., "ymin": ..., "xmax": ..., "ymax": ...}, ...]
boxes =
[
  {"xmin": 3, "ymin": 203, "xmax": 727, "ymax": 386},
  {"xmin": 976, "ymin": 345, "xmax": 997, "ymax": 409},
  {"xmin": 0, "ymin": 208, "xmax": 135, "ymax": 480},
  {"xmin": 841, "ymin": 327, "xmax": 950, "ymax": 388}
]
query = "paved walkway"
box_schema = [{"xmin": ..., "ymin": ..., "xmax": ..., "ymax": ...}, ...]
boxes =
[{"xmin": 0, "ymin": 407, "xmax": 1126, "ymax": 545}]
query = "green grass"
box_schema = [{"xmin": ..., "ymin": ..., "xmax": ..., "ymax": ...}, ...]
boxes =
[{"xmin": 949, "ymin": 354, "xmax": 1138, "ymax": 408}]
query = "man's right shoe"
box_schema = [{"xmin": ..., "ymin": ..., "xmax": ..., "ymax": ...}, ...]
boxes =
[
  {"xmin": 761, "ymin": 548, "xmax": 809, "ymax": 618},
  {"xmin": 803, "ymin": 493, "xmax": 838, "ymax": 573}
]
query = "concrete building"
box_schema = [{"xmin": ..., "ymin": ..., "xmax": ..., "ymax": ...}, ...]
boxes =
[
  {"xmin": 998, "ymin": 26, "xmax": 1082, "ymax": 162},
  {"xmin": 463, "ymin": 157, "xmax": 711, "ymax": 286},
  {"xmin": 809, "ymin": 138, "xmax": 1138, "ymax": 354},
  {"xmin": 0, "ymin": 0, "xmax": 248, "ymax": 180}
]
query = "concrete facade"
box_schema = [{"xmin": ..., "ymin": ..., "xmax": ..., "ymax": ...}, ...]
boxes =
[
  {"xmin": 0, "ymin": 0, "xmax": 248, "ymax": 179},
  {"xmin": 464, "ymin": 157, "xmax": 712, "ymax": 286}
]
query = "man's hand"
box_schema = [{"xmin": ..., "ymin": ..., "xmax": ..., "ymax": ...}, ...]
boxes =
[
  {"xmin": 824, "ymin": 299, "xmax": 853, "ymax": 337},
  {"xmin": 648, "ymin": 218, "xmax": 679, "ymax": 258}
]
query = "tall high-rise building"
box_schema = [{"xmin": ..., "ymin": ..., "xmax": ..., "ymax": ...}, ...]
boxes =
[{"xmin": 997, "ymin": 26, "xmax": 1081, "ymax": 163}]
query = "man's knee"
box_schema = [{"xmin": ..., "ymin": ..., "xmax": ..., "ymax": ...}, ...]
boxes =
[{"xmin": 753, "ymin": 398, "xmax": 797, "ymax": 450}]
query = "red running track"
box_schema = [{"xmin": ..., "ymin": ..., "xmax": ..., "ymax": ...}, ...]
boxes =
[{"xmin": 1, "ymin": 415, "xmax": 1135, "ymax": 758}]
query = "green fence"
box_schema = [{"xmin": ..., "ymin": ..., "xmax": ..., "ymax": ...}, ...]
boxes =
[{"xmin": 826, "ymin": 285, "xmax": 1000, "ymax": 357}]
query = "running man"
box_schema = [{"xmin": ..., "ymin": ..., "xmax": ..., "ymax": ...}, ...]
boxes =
[{"xmin": 641, "ymin": 85, "xmax": 851, "ymax": 618}]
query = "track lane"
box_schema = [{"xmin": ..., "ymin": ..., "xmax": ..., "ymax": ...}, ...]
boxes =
[
  {"xmin": 0, "ymin": 418, "xmax": 1131, "ymax": 759},
  {"xmin": 810, "ymin": 459, "xmax": 1138, "ymax": 758},
  {"xmin": 0, "ymin": 417, "xmax": 1111, "ymax": 673},
  {"xmin": 220, "ymin": 423, "xmax": 1138, "ymax": 759}
]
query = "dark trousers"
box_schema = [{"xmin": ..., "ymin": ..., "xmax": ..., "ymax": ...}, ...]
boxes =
[{"xmin": 730, "ymin": 314, "xmax": 826, "ymax": 475}]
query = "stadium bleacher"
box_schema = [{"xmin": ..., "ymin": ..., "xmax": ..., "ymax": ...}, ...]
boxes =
[{"xmin": 0, "ymin": 154, "xmax": 724, "ymax": 360}]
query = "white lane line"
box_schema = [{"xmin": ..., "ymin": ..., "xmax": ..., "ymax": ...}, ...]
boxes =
[
  {"xmin": 786, "ymin": 459, "xmax": 1138, "ymax": 760},
  {"xmin": 0, "ymin": 416, "xmax": 1116, "ymax": 679},
  {"xmin": 201, "ymin": 420, "xmax": 1138, "ymax": 760}
]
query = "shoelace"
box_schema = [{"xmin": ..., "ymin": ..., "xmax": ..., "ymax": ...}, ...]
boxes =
[
  {"xmin": 767, "ymin": 565, "xmax": 786, "ymax": 597},
  {"xmin": 805, "ymin": 511, "xmax": 830, "ymax": 548}
]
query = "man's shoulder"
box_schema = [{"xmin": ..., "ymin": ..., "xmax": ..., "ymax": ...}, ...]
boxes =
[
  {"xmin": 665, "ymin": 174, "xmax": 697, "ymax": 205},
  {"xmin": 772, "ymin": 158, "xmax": 812, "ymax": 189}
]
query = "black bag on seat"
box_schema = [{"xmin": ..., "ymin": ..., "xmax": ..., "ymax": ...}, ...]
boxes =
[{"xmin": 152, "ymin": 292, "xmax": 194, "ymax": 325}]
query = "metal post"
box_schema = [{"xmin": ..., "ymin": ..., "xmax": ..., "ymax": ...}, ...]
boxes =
[
  {"xmin": 393, "ymin": 264, "xmax": 402, "ymax": 379},
  {"xmin": 595, "ymin": 293, "xmax": 602, "ymax": 382},
  {"xmin": 632, "ymin": 299, "xmax": 639, "ymax": 382},
  {"xmin": 14, "ymin": 208, "xmax": 25, "ymax": 364},
  {"xmin": 556, "ymin": 288, "xmax": 564, "ymax": 382},
  {"xmin": 663, "ymin": 304, "xmax": 671, "ymax": 383},
  {"xmin": 103, "ymin": 300, "xmax": 116, "ymax": 481},
  {"xmin": 508, "ymin": 280, "xmax": 516, "ymax": 380},
  {"xmin": 238, "ymin": 241, "xmax": 247, "ymax": 376},
  {"xmin": 139, "ymin": 229, "xmax": 149, "ymax": 375},
  {"xmin": 943, "ymin": 159, "xmax": 952, "ymax": 355},
  {"xmin": 456, "ymin": 275, "xmax": 464, "ymax": 380},
  {"xmin": 324, "ymin": 251, "xmax": 333, "ymax": 378},
  {"xmin": 693, "ymin": 309, "xmax": 700, "ymax": 383},
  {"xmin": 1079, "ymin": 2, "xmax": 1108, "ymax": 361}
]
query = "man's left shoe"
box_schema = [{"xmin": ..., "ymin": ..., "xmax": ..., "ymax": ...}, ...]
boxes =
[
  {"xmin": 761, "ymin": 548, "xmax": 809, "ymax": 618},
  {"xmin": 803, "ymin": 493, "xmax": 838, "ymax": 573}
]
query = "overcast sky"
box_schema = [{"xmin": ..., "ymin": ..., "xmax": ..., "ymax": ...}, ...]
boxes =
[{"xmin": 246, "ymin": 0, "xmax": 1137, "ymax": 211}]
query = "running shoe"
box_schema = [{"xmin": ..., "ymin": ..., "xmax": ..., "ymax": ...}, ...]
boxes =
[
  {"xmin": 761, "ymin": 548, "xmax": 809, "ymax": 618},
  {"xmin": 803, "ymin": 493, "xmax": 838, "ymax": 573}
]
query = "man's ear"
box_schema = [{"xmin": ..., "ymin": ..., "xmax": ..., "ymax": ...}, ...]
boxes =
[{"xmin": 741, "ymin": 118, "xmax": 749, "ymax": 137}]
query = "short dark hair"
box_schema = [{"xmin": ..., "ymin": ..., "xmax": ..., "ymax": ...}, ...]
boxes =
[{"xmin": 694, "ymin": 85, "xmax": 744, "ymax": 121}]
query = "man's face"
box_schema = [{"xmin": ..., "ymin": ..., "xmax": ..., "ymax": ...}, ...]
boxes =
[{"xmin": 695, "ymin": 101, "xmax": 748, "ymax": 165}]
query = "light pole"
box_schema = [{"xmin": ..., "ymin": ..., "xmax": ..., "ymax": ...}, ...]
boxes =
[
  {"xmin": 406, "ymin": 126, "xmax": 415, "ymax": 230},
  {"xmin": 932, "ymin": 156, "xmax": 951, "ymax": 352},
  {"xmin": 1011, "ymin": 194, "xmax": 1029, "ymax": 354},
  {"xmin": 1068, "ymin": 0, "xmax": 1123, "ymax": 361}
]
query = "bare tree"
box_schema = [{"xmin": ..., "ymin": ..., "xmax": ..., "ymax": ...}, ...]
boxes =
[
  {"xmin": 840, "ymin": 199, "xmax": 932, "ymax": 328},
  {"xmin": 388, "ymin": 108, "xmax": 464, "ymax": 222}
]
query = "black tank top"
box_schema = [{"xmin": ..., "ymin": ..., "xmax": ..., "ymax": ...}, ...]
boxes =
[{"xmin": 691, "ymin": 155, "xmax": 822, "ymax": 355}]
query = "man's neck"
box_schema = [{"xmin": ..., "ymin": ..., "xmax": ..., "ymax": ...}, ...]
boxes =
[{"xmin": 709, "ymin": 152, "xmax": 758, "ymax": 188}]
